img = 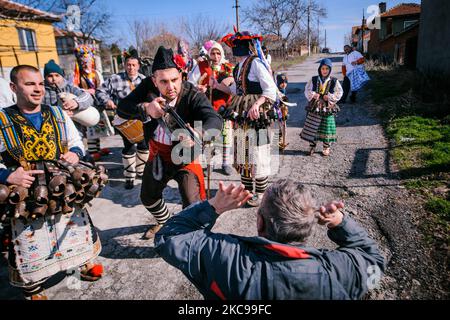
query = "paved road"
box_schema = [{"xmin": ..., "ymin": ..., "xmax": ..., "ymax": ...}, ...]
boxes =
[{"xmin": 1, "ymin": 55, "xmax": 446, "ymax": 300}]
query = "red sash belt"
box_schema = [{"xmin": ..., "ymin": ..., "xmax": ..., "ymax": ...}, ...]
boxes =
[{"xmin": 149, "ymin": 139, "xmax": 206, "ymax": 201}]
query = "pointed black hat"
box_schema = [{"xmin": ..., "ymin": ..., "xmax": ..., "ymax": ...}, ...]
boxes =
[
  {"xmin": 128, "ymin": 46, "xmax": 139, "ymax": 59},
  {"xmin": 152, "ymin": 46, "xmax": 179, "ymax": 73}
]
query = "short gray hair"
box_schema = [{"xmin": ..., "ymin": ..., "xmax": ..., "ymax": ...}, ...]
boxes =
[{"xmin": 259, "ymin": 179, "xmax": 316, "ymax": 244}]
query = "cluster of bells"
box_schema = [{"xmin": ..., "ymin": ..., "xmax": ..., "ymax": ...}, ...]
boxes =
[
  {"xmin": 307, "ymin": 99, "xmax": 340, "ymax": 116},
  {"xmin": 218, "ymin": 106, "xmax": 284, "ymax": 130},
  {"xmin": 0, "ymin": 161, "xmax": 108, "ymax": 222}
]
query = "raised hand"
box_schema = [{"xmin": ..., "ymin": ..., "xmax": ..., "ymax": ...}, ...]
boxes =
[
  {"xmin": 209, "ymin": 181, "xmax": 253, "ymax": 215},
  {"xmin": 318, "ymin": 201, "xmax": 345, "ymax": 229}
]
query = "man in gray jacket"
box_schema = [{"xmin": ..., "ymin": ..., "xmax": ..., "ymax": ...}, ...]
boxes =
[
  {"xmin": 43, "ymin": 60, "xmax": 94, "ymax": 115},
  {"xmin": 155, "ymin": 179, "xmax": 385, "ymax": 300}
]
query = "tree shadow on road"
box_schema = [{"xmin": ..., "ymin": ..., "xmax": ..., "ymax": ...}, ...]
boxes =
[{"xmin": 348, "ymin": 147, "xmax": 395, "ymax": 179}]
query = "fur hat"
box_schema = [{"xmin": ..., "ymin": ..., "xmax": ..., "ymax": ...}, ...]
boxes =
[{"xmin": 152, "ymin": 46, "xmax": 181, "ymax": 73}]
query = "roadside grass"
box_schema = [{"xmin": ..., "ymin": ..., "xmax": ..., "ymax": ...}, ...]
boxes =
[
  {"xmin": 272, "ymin": 55, "xmax": 308, "ymax": 72},
  {"xmin": 368, "ymin": 64, "xmax": 450, "ymax": 246}
]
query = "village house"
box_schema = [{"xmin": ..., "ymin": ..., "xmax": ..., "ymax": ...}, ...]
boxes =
[
  {"xmin": 350, "ymin": 2, "xmax": 421, "ymax": 68},
  {"xmin": 0, "ymin": 0, "xmax": 61, "ymax": 80}
]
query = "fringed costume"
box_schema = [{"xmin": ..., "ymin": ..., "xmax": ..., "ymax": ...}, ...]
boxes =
[{"xmin": 222, "ymin": 31, "xmax": 278, "ymax": 206}]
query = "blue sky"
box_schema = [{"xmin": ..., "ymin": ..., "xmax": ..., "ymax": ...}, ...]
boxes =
[{"xmin": 108, "ymin": 0, "xmax": 421, "ymax": 52}]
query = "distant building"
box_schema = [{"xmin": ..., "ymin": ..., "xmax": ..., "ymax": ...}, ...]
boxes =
[
  {"xmin": 368, "ymin": 2, "xmax": 421, "ymax": 66},
  {"xmin": 352, "ymin": 24, "xmax": 371, "ymax": 54},
  {"xmin": 417, "ymin": 0, "xmax": 450, "ymax": 76},
  {"xmin": 364, "ymin": 2, "xmax": 421, "ymax": 67},
  {"xmin": 0, "ymin": 0, "xmax": 61, "ymax": 80},
  {"xmin": 264, "ymin": 34, "xmax": 316, "ymax": 59}
]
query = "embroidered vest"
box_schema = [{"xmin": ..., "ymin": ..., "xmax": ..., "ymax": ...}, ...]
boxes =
[
  {"xmin": 312, "ymin": 76, "xmax": 337, "ymax": 95},
  {"xmin": 0, "ymin": 105, "xmax": 68, "ymax": 167},
  {"xmin": 233, "ymin": 56, "xmax": 263, "ymax": 96}
]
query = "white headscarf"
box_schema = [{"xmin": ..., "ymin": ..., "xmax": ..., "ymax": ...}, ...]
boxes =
[{"xmin": 207, "ymin": 41, "xmax": 227, "ymax": 65}]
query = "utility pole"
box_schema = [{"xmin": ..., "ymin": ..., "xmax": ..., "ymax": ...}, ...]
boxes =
[
  {"xmin": 233, "ymin": 0, "xmax": 240, "ymax": 31},
  {"xmin": 361, "ymin": 8, "xmax": 366, "ymax": 53},
  {"xmin": 307, "ymin": 0, "xmax": 311, "ymax": 56},
  {"xmin": 325, "ymin": 29, "xmax": 327, "ymax": 50},
  {"xmin": 317, "ymin": 16, "xmax": 320, "ymax": 51}
]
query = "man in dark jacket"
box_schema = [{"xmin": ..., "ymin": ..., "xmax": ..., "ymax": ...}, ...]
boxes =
[
  {"xmin": 154, "ymin": 179, "xmax": 385, "ymax": 300},
  {"xmin": 118, "ymin": 46, "xmax": 223, "ymax": 240}
]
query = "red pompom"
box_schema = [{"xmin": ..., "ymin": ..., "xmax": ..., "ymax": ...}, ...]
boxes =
[{"xmin": 173, "ymin": 54, "xmax": 186, "ymax": 71}]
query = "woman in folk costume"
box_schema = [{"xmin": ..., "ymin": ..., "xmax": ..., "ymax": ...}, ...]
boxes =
[
  {"xmin": 73, "ymin": 45, "xmax": 111, "ymax": 161},
  {"xmin": 176, "ymin": 40, "xmax": 195, "ymax": 81},
  {"xmin": 188, "ymin": 40, "xmax": 235, "ymax": 175},
  {"xmin": 300, "ymin": 58, "xmax": 343, "ymax": 156},
  {"xmin": 220, "ymin": 31, "xmax": 278, "ymax": 207}
]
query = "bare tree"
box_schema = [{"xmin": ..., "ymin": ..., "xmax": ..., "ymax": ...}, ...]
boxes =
[
  {"xmin": 12, "ymin": 0, "xmax": 112, "ymax": 42},
  {"xmin": 244, "ymin": 0, "xmax": 326, "ymax": 54},
  {"xmin": 179, "ymin": 14, "xmax": 229, "ymax": 52},
  {"xmin": 0, "ymin": 0, "xmax": 60, "ymax": 21},
  {"xmin": 243, "ymin": 0, "xmax": 308, "ymax": 49},
  {"xmin": 15, "ymin": 0, "xmax": 59, "ymax": 11},
  {"xmin": 143, "ymin": 24, "xmax": 181, "ymax": 58},
  {"xmin": 128, "ymin": 19, "xmax": 154, "ymax": 56},
  {"xmin": 58, "ymin": 0, "xmax": 112, "ymax": 41},
  {"xmin": 344, "ymin": 31, "xmax": 353, "ymax": 48}
]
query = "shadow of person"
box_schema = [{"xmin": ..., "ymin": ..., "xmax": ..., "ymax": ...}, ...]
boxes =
[
  {"xmin": 95, "ymin": 224, "xmax": 161, "ymax": 260},
  {"xmin": 281, "ymin": 149, "xmax": 311, "ymax": 157}
]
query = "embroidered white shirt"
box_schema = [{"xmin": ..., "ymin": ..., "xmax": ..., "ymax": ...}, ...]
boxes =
[
  {"xmin": 343, "ymin": 51, "xmax": 364, "ymax": 75},
  {"xmin": 153, "ymin": 98, "xmax": 178, "ymax": 146},
  {"xmin": 305, "ymin": 77, "xmax": 344, "ymax": 104},
  {"xmin": 230, "ymin": 56, "xmax": 277, "ymax": 102}
]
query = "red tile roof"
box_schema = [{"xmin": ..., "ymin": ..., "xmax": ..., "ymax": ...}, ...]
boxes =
[
  {"xmin": 0, "ymin": 0, "xmax": 60, "ymax": 22},
  {"xmin": 381, "ymin": 3, "xmax": 421, "ymax": 18}
]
